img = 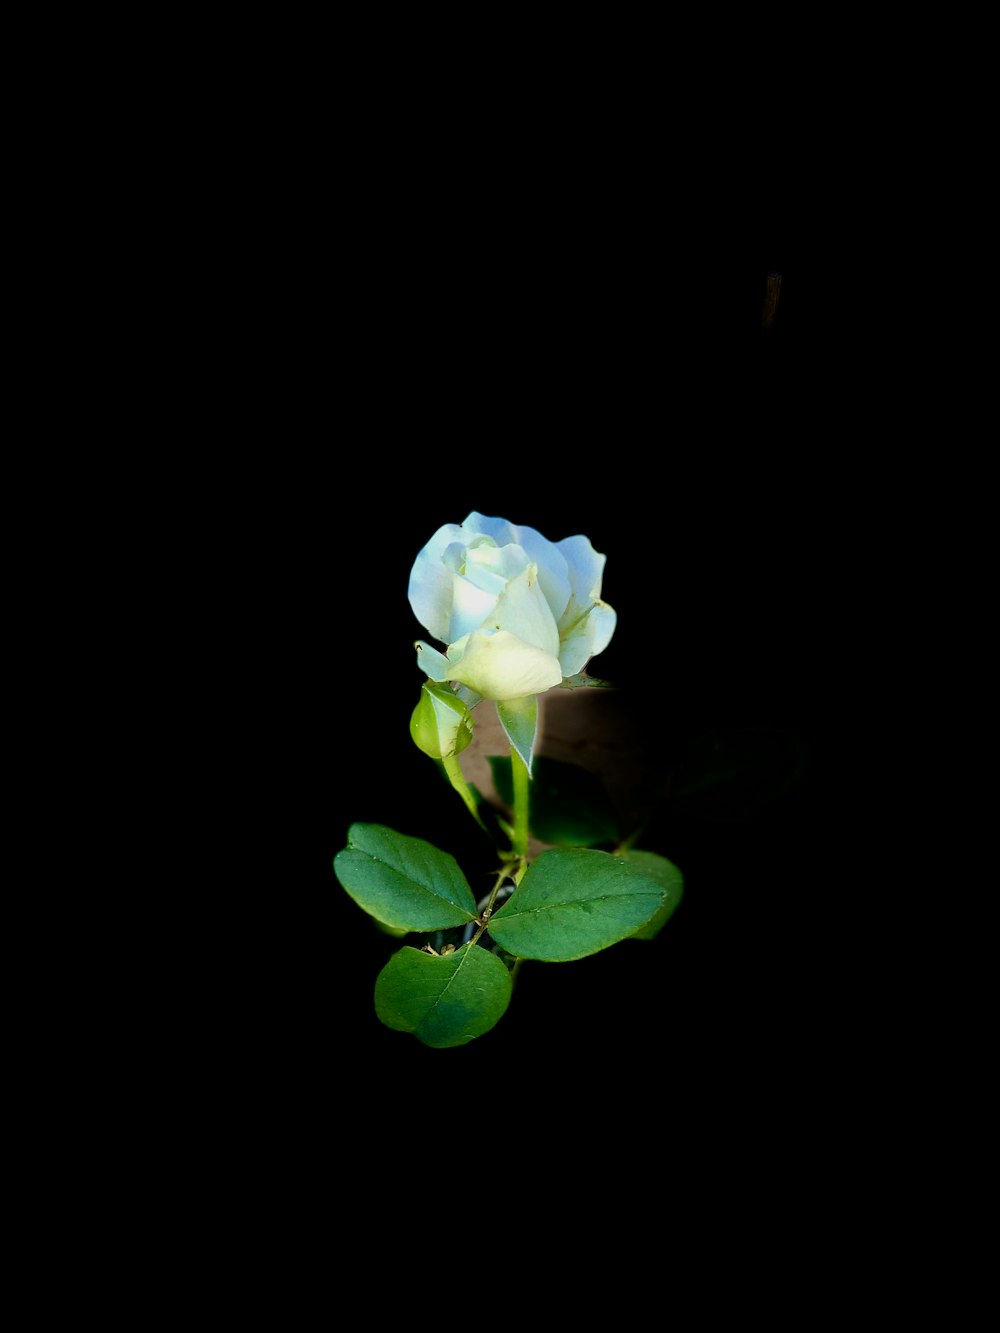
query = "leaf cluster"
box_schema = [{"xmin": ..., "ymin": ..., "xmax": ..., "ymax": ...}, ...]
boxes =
[{"xmin": 333, "ymin": 757, "xmax": 683, "ymax": 1047}]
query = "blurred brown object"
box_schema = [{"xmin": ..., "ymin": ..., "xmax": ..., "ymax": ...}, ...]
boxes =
[
  {"xmin": 460, "ymin": 688, "xmax": 667, "ymax": 855},
  {"xmin": 761, "ymin": 271, "xmax": 782, "ymax": 333}
]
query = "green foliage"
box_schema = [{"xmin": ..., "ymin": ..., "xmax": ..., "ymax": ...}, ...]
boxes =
[
  {"xmin": 489, "ymin": 755, "xmax": 619, "ymax": 847},
  {"xmin": 333, "ymin": 823, "xmax": 477, "ymax": 932},
  {"xmin": 374, "ymin": 944, "xmax": 513, "ymax": 1048},
  {"xmin": 617, "ymin": 850, "xmax": 684, "ymax": 940},
  {"xmin": 335, "ymin": 704, "xmax": 693, "ymax": 1046},
  {"xmin": 487, "ymin": 848, "xmax": 667, "ymax": 961}
]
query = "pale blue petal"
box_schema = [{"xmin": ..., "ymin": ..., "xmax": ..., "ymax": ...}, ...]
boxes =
[
  {"xmin": 558, "ymin": 601, "xmax": 617, "ymax": 677},
  {"xmin": 452, "ymin": 683, "xmax": 482, "ymax": 710},
  {"xmin": 461, "ymin": 512, "xmax": 517, "ymax": 546},
  {"xmin": 465, "ymin": 539, "xmax": 531, "ymax": 586},
  {"xmin": 586, "ymin": 600, "xmax": 616, "ymax": 657},
  {"xmin": 414, "ymin": 639, "xmax": 454, "ymax": 682},
  {"xmin": 552, "ymin": 533, "xmax": 616, "ymax": 674},
  {"xmin": 509, "ymin": 523, "xmax": 570, "ymax": 622},
  {"xmin": 490, "ymin": 565, "xmax": 560, "ymax": 658},
  {"xmin": 408, "ymin": 524, "xmax": 464, "ymax": 641},
  {"xmin": 555, "ymin": 533, "xmax": 607, "ymax": 622},
  {"xmin": 449, "ymin": 541, "xmax": 531, "ymax": 639},
  {"xmin": 449, "ymin": 575, "xmax": 500, "ymax": 641}
]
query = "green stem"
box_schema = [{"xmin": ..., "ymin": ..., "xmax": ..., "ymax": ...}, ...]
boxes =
[{"xmin": 511, "ymin": 745, "xmax": 530, "ymax": 860}]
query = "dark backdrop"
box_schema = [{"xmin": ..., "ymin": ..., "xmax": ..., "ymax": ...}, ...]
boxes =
[
  {"xmin": 167, "ymin": 149, "xmax": 880, "ymax": 1167},
  {"xmin": 225, "ymin": 249, "xmax": 857, "ymax": 1105}
]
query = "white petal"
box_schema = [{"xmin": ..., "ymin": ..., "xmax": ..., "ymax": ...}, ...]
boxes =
[
  {"xmin": 558, "ymin": 601, "xmax": 617, "ymax": 677},
  {"xmin": 461, "ymin": 550, "xmax": 509, "ymax": 596},
  {"xmin": 466, "ymin": 538, "xmax": 530, "ymax": 585},
  {"xmin": 509, "ymin": 523, "xmax": 570, "ymax": 622},
  {"xmin": 449, "ymin": 540, "xmax": 531, "ymax": 641},
  {"xmin": 408, "ymin": 524, "xmax": 463, "ymax": 642},
  {"xmin": 446, "ymin": 629, "xmax": 562, "ymax": 701},
  {"xmin": 449, "ymin": 575, "xmax": 500, "ymax": 641},
  {"xmin": 489, "ymin": 565, "xmax": 560, "ymax": 657},
  {"xmin": 465, "ymin": 513, "xmax": 571, "ymax": 622},
  {"xmin": 555, "ymin": 533, "xmax": 607, "ymax": 623},
  {"xmin": 461, "ymin": 512, "xmax": 517, "ymax": 545}
]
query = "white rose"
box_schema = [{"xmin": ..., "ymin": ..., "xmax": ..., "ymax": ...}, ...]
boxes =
[{"xmin": 408, "ymin": 511, "xmax": 616, "ymax": 703}]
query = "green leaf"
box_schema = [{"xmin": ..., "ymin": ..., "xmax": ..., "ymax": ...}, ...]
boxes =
[
  {"xmin": 333, "ymin": 823, "xmax": 477, "ymax": 932},
  {"xmin": 374, "ymin": 944, "xmax": 513, "ymax": 1048},
  {"xmin": 489, "ymin": 755, "xmax": 619, "ymax": 847},
  {"xmin": 487, "ymin": 847, "xmax": 666, "ymax": 961},
  {"xmin": 618, "ymin": 849, "xmax": 684, "ymax": 940},
  {"xmin": 374, "ymin": 920, "xmax": 409, "ymax": 939}
]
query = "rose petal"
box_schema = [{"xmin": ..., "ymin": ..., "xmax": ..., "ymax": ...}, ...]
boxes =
[
  {"xmin": 414, "ymin": 639, "xmax": 455, "ymax": 682},
  {"xmin": 408, "ymin": 524, "xmax": 464, "ymax": 642},
  {"xmin": 445, "ymin": 629, "xmax": 562, "ymax": 701},
  {"xmin": 487, "ymin": 564, "xmax": 561, "ymax": 658},
  {"xmin": 558, "ymin": 600, "xmax": 617, "ymax": 677},
  {"xmin": 509, "ymin": 525, "xmax": 570, "ymax": 622},
  {"xmin": 449, "ymin": 574, "xmax": 500, "ymax": 642},
  {"xmin": 555, "ymin": 534, "xmax": 608, "ymax": 621},
  {"xmin": 461, "ymin": 512, "xmax": 516, "ymax": 546}
]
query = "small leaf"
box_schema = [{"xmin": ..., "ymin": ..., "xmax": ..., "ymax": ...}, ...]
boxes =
[
  {"xmin": 488, "ymin": 847, "xmax": 666, "ymax": 961},
  {"xmin": 489, "ymin": 755, "xmax": 619, "ymax": 847},
  {"xmin": 374, "ymin": 944, "xmax": 513, "ymax": 1048},
  {"xmin": 619, "ymin": 849, "xmax": 684, "ymax": 940},
  {"xmin": 334, "ymin": 823, "xmax": 477, "ymax": 932}
]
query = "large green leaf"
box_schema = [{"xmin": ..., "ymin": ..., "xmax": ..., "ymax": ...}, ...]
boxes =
[
  {"xmin": 619, "ymin": 849, "xmax": 684, "ymax": 940},
  {"xmin": 374, "ymin": 944, "xmax": 513, "ymax": 1048},
  {"xmin": 333, "ymin": 823, "xmax": 477, "ymax": 932},
  {"xmin": 487, "ymin": 848, "xmax": 666, "ymax": 961},
  {"xmin": 488, "ymin": 755, "xmax": 619, "ymax": 847}
]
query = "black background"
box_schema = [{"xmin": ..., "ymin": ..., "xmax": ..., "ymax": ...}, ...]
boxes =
[
  {"xmin": 61, "ymin": 30, "xmax": 915, "ymax": 1286},
  {"xmin": 124, "ymin": 127, "xmax": 895, "ymax": 1252},
  {"xmin": 226, "ymin": 246, "xmax": 862, "ymax": 1123},
  {"xmin": 163, "ymin": 76, "xmax": 875, "ymax": 1138}
]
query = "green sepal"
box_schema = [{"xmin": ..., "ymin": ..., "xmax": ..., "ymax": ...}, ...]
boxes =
[
  {"xmin": 409, "ymin": 682, "xmax": 474, "ymax": 760},
  {"xmin": 560, "ymin": 673, "xmax": 613, "ymax": 689},
  {"xmin": 495, "ymin": 696, "xmax": 538, "ymax": 775}
]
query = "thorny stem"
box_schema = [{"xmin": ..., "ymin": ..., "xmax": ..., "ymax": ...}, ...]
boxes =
[{"xmin": 467, "ymin": 866, "xmax": 513, "ymax": 948}]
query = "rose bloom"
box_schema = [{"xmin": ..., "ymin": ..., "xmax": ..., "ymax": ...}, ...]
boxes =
[{"xmin": 408, "ymin": 512, "xmax": 616, "ymax": 703}]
